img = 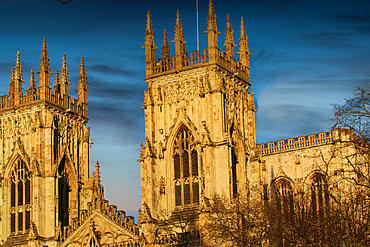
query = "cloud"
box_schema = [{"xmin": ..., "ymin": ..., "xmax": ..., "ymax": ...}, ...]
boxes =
[
  {"xmin": 90, "ymin": 64, "xmax": 140, "ymax": 77},
  {"xmin": 256, "ymin": 104, "xmax": 332, "ymax": 143}
]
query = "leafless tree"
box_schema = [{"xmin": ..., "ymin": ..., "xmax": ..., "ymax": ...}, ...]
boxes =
[{"xmin": 202, "ymin": 191, "xmax": 269, "ymax": 247}]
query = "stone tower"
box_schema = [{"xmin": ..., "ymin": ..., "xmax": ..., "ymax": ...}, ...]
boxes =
[
  {"xmin": 0, "ymin": 39, "xmax": 93, "ymax": 247},
  {"xmin": 139, "ymin": 0, "xmax": 257, "ymax": 244}
]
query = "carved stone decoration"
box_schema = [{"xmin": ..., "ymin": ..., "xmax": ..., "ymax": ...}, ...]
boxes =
[
  {"xmin": 28, "ymin": 222, "xmax": 38, "ymax": 241},
  {"xmin": 54, "ymin": 222, "xmax": 62, "ymax": 241},
  {"xmin": 158, "ymin": 141, "xmax": 165, "ymax": 159},
  {"xmin": 159, "ymin": 176, "xmax": 165, "ymax": 195},
  {"xmin": 138, "ymin": 202, "xmax": 155, "ymax": 225},
  {"xmin": 201, "ymin": 121, "xmax": 212, "ymax": 146}
]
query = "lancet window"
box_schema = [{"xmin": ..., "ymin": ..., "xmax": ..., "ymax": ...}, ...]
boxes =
[
  {"xmin": 58, "ymin": 158, "xmax": 70, "ymax": 228},
  {"xmin": 173, "ymin": 126, "xmax": 199, "ymax": 207},
  {"xmin": 311, "ymin": 173, "xmax": 328, "ymax": 218},
  {"xmin": 10, "ymin": 158, "xmax": 31, "ymax": 234},
  {"xmin": 275, "ymin": 179, "xmax": 294, "ymax": 217}
]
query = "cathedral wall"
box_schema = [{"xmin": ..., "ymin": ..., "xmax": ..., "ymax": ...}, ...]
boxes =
[{"xmin": 141, "ymin": 65, "xmax": 255, "ymax": 221}]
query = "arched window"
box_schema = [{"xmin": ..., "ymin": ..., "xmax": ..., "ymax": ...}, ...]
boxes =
[
  {"xmin": 58, "ymin": 158, "xmax": 70, "ymax": 228},
  {"xmin": 10, "ymin": 158, "xmax": 31, "ymax": 234},
  {"xmin": 311, "ymin": 173, "xmax": 328, "ymax": 218},
  {"xmin": 173, "ymin": 126, "xmax": 199, "ymax": 207},
  {"xmin": 275, "ymin": 179, "xmax": 294, "ymax": 217}
]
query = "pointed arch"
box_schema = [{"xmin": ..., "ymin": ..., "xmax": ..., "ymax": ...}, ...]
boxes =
[
  {"xmin": 8, "ymin": 155, "xmax": 31, "ymax": 234},
  {"xmin": 172, "ymin": 124, "xmax": 200, "ymax": 208},
  {"xmin": 273, "ymin": 177, "xmax": 294, "ymax": 218},
  {"xmin": 309, "ymin": 172, "xmax": 328, "ymax": 218},
  {"xmin": 57, "ymin": 154, "xmax": 78, "ymax": 229}
]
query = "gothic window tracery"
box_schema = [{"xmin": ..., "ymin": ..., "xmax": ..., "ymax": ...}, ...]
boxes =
[
  {"xmin": 310, "ymin": 173, "xmax": 328, "ymax": 218},
  {"xmin": 173, "ymin": 126, "xmax": 199, "ymax": 207},
  {"xmin": 10, "ymin": 158, "xmax": 31, "ymax": 234},
  {"xmin": 275, "ymin": 179, "xmax": 293, "ymax": 217}
]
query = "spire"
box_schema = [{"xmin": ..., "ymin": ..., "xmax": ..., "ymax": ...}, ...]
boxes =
[
  {"xmin": 53, "ymin": 70, "xmax": 60, "ymax": 94},
  {"xmin": 142, "ymin": 11, "xmax": 157, "ymax": 78},
  {"xmin": 161, "ymin": 29, "xmax": 170, "ymax": 60},
  {"xmin": 223, "ymin": 14, "xmax": 236, "ymax": 59},
  {"xmin": 76, "ymin": 57, "xmax": 90, "ymax": 108},
  {"xmin": 60, "ymin": 54, "xmax": 70, "ymax": 96},
  {"xmin": 237, "ymin": 17, "xmax": 250, "ymax": 68},
  {"xmin": 38, "ymin": 38, "xmax": 52, "ymax": 89},
  {"xmin": 28, "ymin": 69, "xmax": 36, "ymax": 94},
  {"xmin": 205, "ymin": 0, "xmax": 220, "ymax": 51}
]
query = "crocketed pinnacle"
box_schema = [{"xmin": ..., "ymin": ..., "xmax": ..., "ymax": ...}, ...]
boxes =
[
  {"xmin": 95, "ymin": 160, "xmax": 101, "ymax": 187},
  {"xmin": 224, "ymin": 14, "xmax": 236, "ymax": 58},
  {"xmin": 14, "ymin": 51, "xmax": 24, "ymax": 84},
  {"xmin": 237, "ymin": 17, "xmax": 250, "ymax": 68},
  {"xmin": 206, "ymin": 0, "xmax": 217, "ymax": 33},
  {"xmin": 60, "ymin": 54, "xmax": 70, "ymax": 95},
  {"xmin": 172, "ymin": 10, "xmax": 187, "ymax": 57},
  {"xmin": 161, "ymin": 29, "xmax": 170, "ymax": 60},
  {"xmin": 76, "ymin": 56, "xmax": 90, "ymax": 104},
  {"xmin": 9, "ymin": 67, "xmax": 15, "ymax": 95},
  {"xmin": 78, "ymin": 56, "xmax": 87, "ymax": 83},
  {"xmin": 54, "ymin": 70, "xmax": 60, "ymax": 93},
  {"xmin": 38, "ymin": 38, "xmax": 52, "ymax": 89},
  {"xmin": 39, "ymin": 37, "xmax": 50, "ymax": 74},
  {"xmin": 144, "ymin": 11, "xmax": 155, "ymax": 47},
  {"xmin": 205, "ymin": 0, "xmax": 220, "ymax": 50},
  {"xmin": 29, "ymin": 69, "xmax": 36, "ymax": 93},
  {"xmin": 143, "ymin": 11, "xmax": 157, "ymax": 67}
]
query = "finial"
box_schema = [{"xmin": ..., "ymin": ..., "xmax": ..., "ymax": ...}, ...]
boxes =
[
  {"xmin": 237, "ymin": 17, "xmax": 250, "ymax": 68},
  {"xmin": 161, "ymin": 29, "xmax": 170, "ymax": 60},
  {"xmin": 53, "ymin": 70, "xmax": 60, "ymax": 94},
  {"xmin": 224, "ymin": 14, "xmax": 236, "ymax": 58}
]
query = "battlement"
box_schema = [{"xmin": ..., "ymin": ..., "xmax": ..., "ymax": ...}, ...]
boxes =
[
  {"xmin": 259, "ymin": 131, "xmax": 335, "ymax": 156},
  {"xmin": 144, "ymin": 0, "xmax": 251, "ymax": 83},
  {"xmin": 3, "ymin": 38, "xmax": 89, "ymax": 119},
  {"xmin": 0, "ymin": 87, "xmax": 87, "ymax": 118},
  {"xmin": 149, "ymin": 47, "xmax": 250, "ymax": 82}
]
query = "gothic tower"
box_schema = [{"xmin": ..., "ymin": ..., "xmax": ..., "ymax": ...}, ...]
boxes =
[
  {"xmin": 0, "ymin": 39, "xmax": 93, "ymax": 247},
  {"xmin": 139, "ymin": 1, "xmax": 257, "ymax": 244}
]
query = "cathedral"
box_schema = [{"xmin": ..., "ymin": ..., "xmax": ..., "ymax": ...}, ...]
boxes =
[{"xmin": 0, "ymin": 0, "xmax": 354, "ymax": 246}]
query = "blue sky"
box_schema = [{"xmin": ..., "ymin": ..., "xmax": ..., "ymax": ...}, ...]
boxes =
[{"xmin": 1, "ymin": 0, "xmax": 369, "ymax": 218}]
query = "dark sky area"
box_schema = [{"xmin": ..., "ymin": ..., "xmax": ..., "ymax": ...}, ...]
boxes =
[{"xmin": 1, "ymin": 0, "xmax": 369, "ymax": 217}]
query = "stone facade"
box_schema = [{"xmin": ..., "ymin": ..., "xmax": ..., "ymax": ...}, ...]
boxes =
[
  {"xmin": 138, "ymin": 1, "xmax": 356, "ymax": 246},
  {"xmin": 0, "ymin": 39, "xmax": 141, "ymax": 247},
  {"xmin": 139, "ymin": 1, "xmax": 257, "ymax": 245},
  {"xmin": 0, "ymin": 1, "xmax": 357, "ymax": 247}
]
